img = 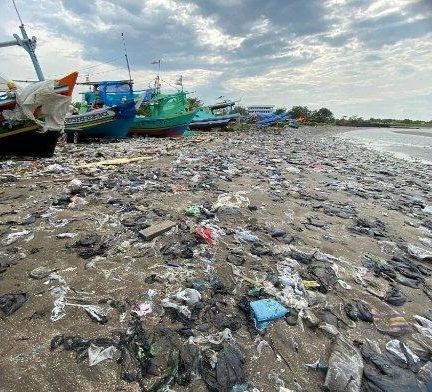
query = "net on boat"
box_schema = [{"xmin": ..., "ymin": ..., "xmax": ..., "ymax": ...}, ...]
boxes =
[{"xmin": 2, "ymin": 80, "xmax": 72, "ymax": 132}]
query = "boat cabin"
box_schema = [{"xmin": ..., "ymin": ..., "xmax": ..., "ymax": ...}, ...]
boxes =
[{"xmin": 77, "ymin": 80, "xmax": 134, "ymax": 113}]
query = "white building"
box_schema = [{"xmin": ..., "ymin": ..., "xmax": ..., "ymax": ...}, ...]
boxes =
[{"xmin": 247, "ymin": 105, "xmax": 275, "ymax": 115}]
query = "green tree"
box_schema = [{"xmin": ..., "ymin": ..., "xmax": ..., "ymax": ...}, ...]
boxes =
[
  {"xmin": 187, "ymin": 97, "xmax": 202, "ymax": 111},
  {"xmin": 348, "ymin": 115, "xmax": 363, "ymax": 123},
  {"xmin": 311, "ymin": 107, "xmax": 334, "ymax": 123},
  {"xmin": 234, "ymin": 105, "xmax": 248, "ymax": 115},
  {"xmin": 274, "ymin": 107, "xmax": 287, "ymax": 115},
  {"xmin": 288, "ymin": 106, "xmax": 311, "ymax": 119}
]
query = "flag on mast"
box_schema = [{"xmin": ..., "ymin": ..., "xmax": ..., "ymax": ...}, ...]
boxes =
[
  {"xmin": 151, "ymin": 60, "xmax": 160, "ymax": 64},
  {"xmin": 174, "ymin": 75, "xmax": 183, "ymax": 86}
]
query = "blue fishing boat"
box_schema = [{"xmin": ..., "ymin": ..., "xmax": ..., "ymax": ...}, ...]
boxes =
[
  {"xmin": 190, "ymin": 108, "xmax": 240, "ymax": 131},
  {"xmin": 190, "ymin": 100, "xmax": 240, "ymax": 130},
  {"xmin": 65, "ymin": 80, "xmax": 137, "ymax": 142}
]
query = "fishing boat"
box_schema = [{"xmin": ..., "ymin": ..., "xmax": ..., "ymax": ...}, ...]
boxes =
[
  {"xmin": 64, "ymin": 80, "xmax": 137, "ymax": 142},
  {"xmin": 189, "ymin": 100, "xmax": 240, "ymax": 130},
  {"xmin": 0, "ymin": 7, "xmax": 78, "ymax": 158},
  {"xmin": 129, "ymin": 90, "xmax": 198, "ymax": 138},
  {"xmin": 0, "ymin": 72, "xmax": 78, "ymax": 157},
  {"xmin": 0, "ymin": 73, "xmax": 77, "ymax": 111}
]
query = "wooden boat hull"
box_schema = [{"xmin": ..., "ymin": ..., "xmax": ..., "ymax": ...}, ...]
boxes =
[
  {"xmin": 0, "ymin": 123, "xmax": 60, "ymax": 158},
  {"xmin": 64, "ymin": 100, "xmax": 136, "ymax": 141},
  {"xmin": 189, "ymin": 110, "xmax": 240, "ymax": 130},
  {"xmin": 56, "ymin": 72, "xmax": 79, "ymax": 96},
  {"xmin": 0, "ymin": 71, "xmax": 78, "ymax": 157},
  {"xmin": 0, "ymin": 97, "xmax": 16, "ymax": 111},
  {"xmin": 130, "ymin": 110, "xmax": 197, "ymax": 138},
  {"xmin": 189, "ymin": 117, "xmax": 238, "ymax": 130},
  {"xmin": 131, "ymin": 124, "xmax": 189, "ymax": 137}
]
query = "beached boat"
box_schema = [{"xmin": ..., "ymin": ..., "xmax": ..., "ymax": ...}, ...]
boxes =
[
  {"xmin": 0, "ymin": 8, "xmax": 78, "ymax": 157},
  {"xmin": 0, "ymin": 72, "xmax": 78, "ymax": 157},
  {"xmin": 130, "ymin": 90, "xmax": 198, "ymax": 137},
  {"xmin": 189, "ymin": 102, "xmax": 240, "ymax": 130},
  {"xmin": 64, "ymin": 80, "xmax": 137, "ymax": 141},
  {"xmin": 0, "ymin": 89, "xmax": 17, "ymax": 111},
  {"xmin": 0, "ymin": 72, "xmax": 78, "ymax": 111}
]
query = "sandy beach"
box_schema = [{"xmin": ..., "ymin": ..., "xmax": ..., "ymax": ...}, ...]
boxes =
[{"xmin": 1, "ymin": 125, "xmax": 432, "ymax": 391}]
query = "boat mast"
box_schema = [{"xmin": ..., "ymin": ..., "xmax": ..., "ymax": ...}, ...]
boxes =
[
  {"xmin": 0, "ymin": 0, "xmax": 45, "ymax": 81},
  {"xmin": 121, "ymin": 33, "xmax": 132, "ymax": 83}
]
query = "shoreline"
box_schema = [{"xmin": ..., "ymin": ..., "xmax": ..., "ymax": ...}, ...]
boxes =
[{"xmin": 330, "ymin": 125, "xmax": 432, "ymax": 165}]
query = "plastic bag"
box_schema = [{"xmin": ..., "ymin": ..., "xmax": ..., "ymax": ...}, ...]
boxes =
[
  {"xmin": 235, "ymin": 229, "xmax": 259, "ymax": 243},
  {"xmin": 161, "ymin": 298, "xmax": 192, "ymax": 318},
  {"xmin": 88, "ymin": 344, "xmax": 117, "ymax": 366},
  {"xmin": 133, "ymin": 301, "xmax": 153, "ymax": 316},
  {"xmin": 175, "ymin": 288, "xmax": 201, "ymax": 305},
  {"xmin": 195, "ymin": 226, "xmax": 215, "ymax": 246},
  {"xmin": 213, "ymin": 191, "xmax": 250, "ymax": 209},
  {"xmin": 407, "ymin": 244, "xmax": 432, "ymax": 261},
  {"xmin": 324, "ymin": 335, "xmax": 363, "ymax": 392},
  {"xmin": 385, "ymin": 339, "xmax": 420, "ymax": 364}
]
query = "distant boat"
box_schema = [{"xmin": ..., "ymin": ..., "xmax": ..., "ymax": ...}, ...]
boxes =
[
  {"xmin": 190, "ymin": 100, "xmax": 240, "ymax": 130},
  {"xmin": 64, "ymin": 80, "xmax": 138, "ymax": 142},
  {"xmin": 130, "ymin": 90, "xmax": 198, "ymax": 137},
  {"xmin": 0, "ymin": 72, "xmax": 78, "ymax": 157}
]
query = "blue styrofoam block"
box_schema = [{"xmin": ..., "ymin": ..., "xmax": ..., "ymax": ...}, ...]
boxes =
[{"xmin": 250, "ymin": 299, "xmax": 289, "ymax": 331}]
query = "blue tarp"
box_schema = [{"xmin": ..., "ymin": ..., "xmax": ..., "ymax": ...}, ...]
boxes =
[{"xmin": 256, "ymin": 114, "xmax": 299, "ymax": 128}]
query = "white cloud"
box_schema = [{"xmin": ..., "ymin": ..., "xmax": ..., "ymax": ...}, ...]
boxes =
[{"xmin": 1, "ymin": 0, "xmax": 431, "ymax": 120}]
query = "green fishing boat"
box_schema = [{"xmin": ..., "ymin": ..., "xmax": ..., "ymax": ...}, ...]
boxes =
[{"xmin": 129, "ymin": 86, "xmax": 198, "ymax": 137}]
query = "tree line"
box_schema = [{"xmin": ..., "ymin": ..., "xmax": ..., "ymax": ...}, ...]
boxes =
[{"xmin": 240, "ymin": 105, "xmax": 431, "ymax": 126}]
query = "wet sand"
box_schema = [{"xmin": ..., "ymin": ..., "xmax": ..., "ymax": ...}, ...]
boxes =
[
  {"xmin": 0, "ymin": 125, "xmax": 431, "ymax": 391},
  {"xmin": 392, "ymin": 129, "xmax": 432, "ymax": 137}
]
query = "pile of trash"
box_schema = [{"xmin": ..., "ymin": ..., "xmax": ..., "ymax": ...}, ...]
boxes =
[
  {"xmin": 255, "ymin": 114, "xmax": 299, "ymax": 128},
  {"xmin": 0, "ymin": 126, "xmax": 431, "ymax": 391}
]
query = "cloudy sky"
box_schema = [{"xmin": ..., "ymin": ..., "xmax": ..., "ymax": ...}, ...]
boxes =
[{"xmin": 1, "ymin": 0, "xmax": 431, "ymax": 120}]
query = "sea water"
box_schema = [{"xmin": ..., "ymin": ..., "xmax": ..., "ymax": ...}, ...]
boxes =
[{"xmin": 337, "ymin": 127, "xmax": 432, "ymax": 165}]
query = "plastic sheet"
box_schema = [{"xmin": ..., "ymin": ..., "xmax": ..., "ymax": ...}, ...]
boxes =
[
  {"xmin": 324, "ymin": 334, "xmax": 363, "ymax": 392},
  {"xmin": 88, "ymin": 344, "xmax": 117, "ymax": 366}
]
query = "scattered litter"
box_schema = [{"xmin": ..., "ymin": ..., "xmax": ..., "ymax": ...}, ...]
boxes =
[
  {"xmin": 4, "ymin": 230, "xmax": 31, "ymax": 245},
  {"xmin": 133, "ymin": 301, "xmax": 152, "ymax": 316},
  {"xmin": 88, "ymin": 344, "xmax": 117, "ymax": 366},
  {"xmin": 324, "ymin": 334, "xmax": 363, "ymax": 392},
  {"xmin": 305, "ymin": 358, "xmax": 328, "ymax": 372},
  {"xmin": 0, "ymin": 293, "xmax": 29, "ymax": 316},
  {"xmin": 1, "ymin": 126, "xmax": 432, "ymax": 391}
]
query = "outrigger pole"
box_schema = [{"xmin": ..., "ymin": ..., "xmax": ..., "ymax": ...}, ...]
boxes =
[{"xmin": 0, "ymin": 0, "xmax": 45, "ymax": 81}]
